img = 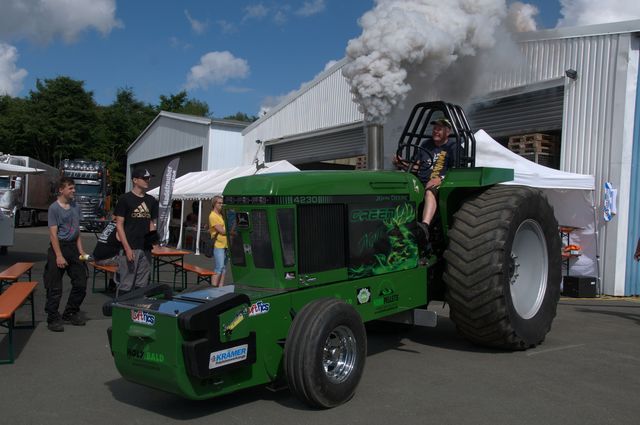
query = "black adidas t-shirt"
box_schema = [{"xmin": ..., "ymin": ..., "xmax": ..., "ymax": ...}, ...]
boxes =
[{"xmin": 114, "ymin": 192, "xmax": 159, "ymax": 250}]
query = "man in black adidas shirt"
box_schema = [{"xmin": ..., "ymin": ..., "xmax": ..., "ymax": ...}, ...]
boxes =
[{"xmin": 114, "ymin": 168, "xmax": 158, "ymax": 293}]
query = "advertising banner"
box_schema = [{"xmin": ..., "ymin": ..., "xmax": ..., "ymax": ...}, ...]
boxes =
[{"xmin": 157, "ymin": 158, "xmax": 179, "ymax": 246}]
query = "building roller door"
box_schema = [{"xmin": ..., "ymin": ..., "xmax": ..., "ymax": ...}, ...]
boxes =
[
  {"xmin": 468, "ymin": 85, "xmax": 564, "ymax": 138},
  {"xmin": 267, "ymin": 125, "xmax": 365, "ymax": 165}
]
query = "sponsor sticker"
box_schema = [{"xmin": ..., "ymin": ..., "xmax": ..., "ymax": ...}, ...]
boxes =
[
  {"xmin": 357, "ymin": 287, "xmax": 371, "ymax": 305},
  {"xmin": 131, "ymin": 310, "xmax": 155, "ymax": 326},
  {"xmin": 209, "ymin": 344, "xmax": 249, "ymax": 369},
  {"xmin": 248, "ymin": 301, "xmax": 270, "ymax": 317},
  {"xmin": 127, "ymin": 348, "xmax": 165, "ymax": 363}
]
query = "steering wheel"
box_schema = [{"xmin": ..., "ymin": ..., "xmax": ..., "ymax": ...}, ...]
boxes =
[{"xmin": 396, "ymin": 141, "xmax": 435, "ymax": 177}]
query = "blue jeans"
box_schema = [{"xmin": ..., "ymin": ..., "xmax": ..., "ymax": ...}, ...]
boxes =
[{"xmin": 213, "ymin": 247, "xmax": 227, "ymax": 275}]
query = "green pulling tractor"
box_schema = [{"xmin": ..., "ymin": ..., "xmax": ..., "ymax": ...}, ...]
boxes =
[{"xmin": 105, "ymin": 102, "xmax": 561, "ymax": 408}]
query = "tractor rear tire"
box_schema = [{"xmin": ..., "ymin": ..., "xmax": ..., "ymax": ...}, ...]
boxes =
[
  {"xmin": 284, "ymin": 298, "xmax": 366, "ymax": 408},
  {"xmin": 443, "ymin": 185, "xmax": 561, "ymax": 350}
]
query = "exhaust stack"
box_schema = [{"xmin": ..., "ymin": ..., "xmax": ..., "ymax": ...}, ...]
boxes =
[{"xmin": 366, "ymin": 123, "xmax": 384, "ymax": 170}]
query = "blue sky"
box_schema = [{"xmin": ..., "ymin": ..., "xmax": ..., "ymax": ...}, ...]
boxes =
[{"xmin": 0, "ymin": 1, "xmax": 635, "ymax": 118}]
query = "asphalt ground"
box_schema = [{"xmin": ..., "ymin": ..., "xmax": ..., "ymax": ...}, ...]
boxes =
[{"xmin": 1, "ymin": 226, "xmax": 639, "ymax": 425}]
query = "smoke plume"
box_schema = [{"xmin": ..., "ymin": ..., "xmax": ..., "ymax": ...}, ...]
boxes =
[{"xmin": 342, "ymin": 0, "xmax": 551, "ymax": 123}]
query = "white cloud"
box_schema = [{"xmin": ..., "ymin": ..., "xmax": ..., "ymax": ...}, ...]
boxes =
[
  {"xmin": 169, "ymin": 36, "xmax": 192, "ymax": 50},
  {"xmin": 296, "ymin": 0, "xmax": 326, "ymax": 17},
  {"xmin": 0, "ymin": 0, "xmax": 122, "ymax": 44},
  {"xmin": 185, "ymin": 10, "xmax": 208, "ymax": 34},
  {"xmin": 185, "ymin": 51, "xmax": 250, "ymax": 90},
  {"xmin": 557, "ymin": 0, "xmax": 640, "ymax": 27},
  {"xmin": 0, "ymin": 43, "xmax": 28, "ymax": 96},
  {"xmin": 217, "ymin": 20, "xmax": 237, "ymax": 34},
  {"xmin": 274, "ymin": 10, "xmax": 288, "ymax": 25},
  {"xmin": 243, "ymin": 4, "xmax": 269, "ymax": 21}
]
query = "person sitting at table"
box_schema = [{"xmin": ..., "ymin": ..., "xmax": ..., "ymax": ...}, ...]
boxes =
[{"xmin": 92, "ymin": 219, "xmax": 121, "ymax": 292}]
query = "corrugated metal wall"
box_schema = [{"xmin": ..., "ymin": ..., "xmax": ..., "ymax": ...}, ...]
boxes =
[
  {"xmin": 131, "ymin": 148, "xmax": 203, "ymax": 192},
  {"xmin": 469, "ymin": 86, "xmax": 564, "ymax": 137},
  {"xmin": 243, "ymin": 60, "xmax": 364, "ymax": 150},
  {"xmin": 490, "ymin": 33, "xmax": 629, "ymax": 205},
  {"xmin": 625, "ymin": 65, "xmax": 640, "ymax": 295},
  {"xmin": 267, "ymin": 125, "xmax": 365, "ymax": 164},
  {"xmin": 128, "ymin": 116, "xmax": 209, "ymax": 165},
  {"xmin": 207, "ymin": 126, "xmax": 244, "ymax": 171}
]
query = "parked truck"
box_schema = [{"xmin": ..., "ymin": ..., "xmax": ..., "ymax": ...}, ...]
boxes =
[
  {"xmin": 0, "ymin": 154, "xmax": 57, "ymax": 227},
  {"xmin": 0, "ymin": 156, "xmax": 51, "ymax": 254},
  {"xmin": 104, "ymin": 102, "xmax": 562, "ymax": 408},
  {"xmin": 59, "ymin": 159, "xmax": 112, "ymax": 232}
]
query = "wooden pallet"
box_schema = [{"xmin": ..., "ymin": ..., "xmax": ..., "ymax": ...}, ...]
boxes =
[{"xmin": 508, "ymin": 133, "xmax": 559, "ymax": 155}]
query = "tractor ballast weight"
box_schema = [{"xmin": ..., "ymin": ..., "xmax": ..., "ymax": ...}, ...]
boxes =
[{"xmin": 106, "ymin": 102, "xmax": 561, "ymax": 407}]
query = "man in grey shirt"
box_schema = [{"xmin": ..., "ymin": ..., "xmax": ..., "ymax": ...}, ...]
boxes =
[{"xmin": 44, "ymin": 176, "xmax": 88, "ymax": 332}]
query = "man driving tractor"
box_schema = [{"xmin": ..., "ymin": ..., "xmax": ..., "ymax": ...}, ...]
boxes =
[{"xmin": 392, "ymin": 117, "xmax": 458, "ymax": 241}]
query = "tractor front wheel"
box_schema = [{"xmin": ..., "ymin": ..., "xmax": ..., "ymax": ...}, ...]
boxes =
[
  {"xmin": 443, "ymin": 185, "xmax": 561, "ymax": 349},
  {"xmin": 284, "ymin": 298, "xmax": 366, "ymax": 408}
]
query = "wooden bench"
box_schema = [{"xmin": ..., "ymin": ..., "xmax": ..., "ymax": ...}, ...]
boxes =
[
  {"xmin": 0, "ymin": 262, "xmax": 34, "ymax": 290},
  {"xmin": 89, "ymin": 262, "xmax": 118, "ymax": 293},
  {"xmin": 173, "ymin": 262, "xmax": 216, "ymax": 290},
  {"xmin": 0, "ymin": 281, "xmax": 37, "ymax": 364}
]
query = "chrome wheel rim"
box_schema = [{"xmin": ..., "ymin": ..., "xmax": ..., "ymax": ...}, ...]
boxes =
[
  {"xmin": 509, "ymin": 219, "xmax": 548, "ymax": 319},
  {"xmin": 323, "ymin": 325, "xmax": 357, "ymax": 383}
]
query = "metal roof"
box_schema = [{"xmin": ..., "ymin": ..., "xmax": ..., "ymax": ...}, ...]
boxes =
[{"xmin": 517, "ymin": 19, "xmax": 640, "ymax": 42}]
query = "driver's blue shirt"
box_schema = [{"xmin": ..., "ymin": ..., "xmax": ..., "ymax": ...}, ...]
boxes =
[{"xmin": 416, "ymin": 139, "xmax": 458, "ymax": 183}]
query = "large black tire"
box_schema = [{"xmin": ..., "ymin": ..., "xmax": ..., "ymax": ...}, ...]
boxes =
[
  {"xmin": 443, "ymin": 185, "xmax": 561, "ymax": 350},
  {"xmin": 284, "ymin": 298, "xmax": 367, "ymax": 408}
]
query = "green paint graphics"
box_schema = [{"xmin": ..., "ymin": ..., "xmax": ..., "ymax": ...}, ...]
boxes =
[{"xmin": 348, "ymin": 203, "xmax": 418, "ymax": 279}]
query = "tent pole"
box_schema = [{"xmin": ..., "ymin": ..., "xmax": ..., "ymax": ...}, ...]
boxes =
[
  {"xmin": 195, "ymin": 200, "xmax": 202, "ymax": 255},
  {"xmin": 592, "ymin": 196, "xmax": 602, "ymax": 295},
  {"xmin": 177, "ymin": 201, "xmax": 185, "ymax": 249}
]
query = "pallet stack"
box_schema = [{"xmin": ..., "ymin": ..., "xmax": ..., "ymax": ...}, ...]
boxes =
[{"xmin": 507, "ymin": 133, "xmax": 560, "ymax": 168}]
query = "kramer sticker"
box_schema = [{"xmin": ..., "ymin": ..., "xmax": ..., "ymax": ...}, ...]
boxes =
[
  {"xmin": 209, "ymin": 344, "xmax": 248, "ymax": 369},
  {"xmin": 131, "ymin": 310, "xmax": 155, "ymax": 326},
  {"xmin": 356, "ymin": 287, "xmax": 371, "ymax": 305},
  {"xmin": 248, "ymin": 301, "xmax": 270, "ymax": 317}
]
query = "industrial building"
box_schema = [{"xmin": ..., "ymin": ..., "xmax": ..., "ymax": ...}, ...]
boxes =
[
  {"xmin": 126, "ymin": 111, "xmax": 248, "ymax": 190},
  {"xmin": 241, "ymin": 20, "xmax": 640, "ymax": 296}
]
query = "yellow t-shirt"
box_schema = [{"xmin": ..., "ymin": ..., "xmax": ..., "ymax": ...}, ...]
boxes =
[{"xmin": 208, "ymin": 211, "xmax": 228, "ymax": 249}]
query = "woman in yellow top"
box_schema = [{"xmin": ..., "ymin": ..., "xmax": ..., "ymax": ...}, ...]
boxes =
[{"xmin": 208, "ymin": 195, "xmax": 227, "ymax": 287}]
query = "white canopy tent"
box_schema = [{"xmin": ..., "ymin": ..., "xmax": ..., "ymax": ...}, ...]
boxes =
[
  {"xmin": 148, "ymin": 160, "xmax": 299, "ymax": 254},
  {"xmin": 474, "ymin": 130, "xmax": 598, "ymax": 280}
]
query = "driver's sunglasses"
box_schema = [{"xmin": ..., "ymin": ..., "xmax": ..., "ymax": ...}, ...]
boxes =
[{"xmin": 140, "ymin": 177, "xmax": 151, "ymax": 181}]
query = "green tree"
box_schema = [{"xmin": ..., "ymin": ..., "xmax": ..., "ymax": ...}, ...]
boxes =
[
  {"xmin": 158, "ymin": 90, "xmax": 211, "ymax": 117},
  {"xmin": 0, "ymin": 95, "xmax": 30, "ymax": 155},
  {"xmin": 25, "ymin": 77, "xmax": 98, "ymax": 166},
  {"xmin": 223, "ymin": 112, "xmax": 258, "ymax": 122},
  {"xmin": 95, "ymin": 88, "xmax": 156, "ymax": 195}
]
